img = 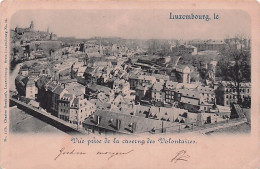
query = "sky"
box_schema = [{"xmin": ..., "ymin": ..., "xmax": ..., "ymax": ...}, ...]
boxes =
[{"xmin": 11, "ymin": 9, "xmax": 251, "ymax": 40}]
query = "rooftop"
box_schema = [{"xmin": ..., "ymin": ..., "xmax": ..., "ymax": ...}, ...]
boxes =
[{"xmin": 83, "ymin": 110, "xmax": 175, "ymax": 134}]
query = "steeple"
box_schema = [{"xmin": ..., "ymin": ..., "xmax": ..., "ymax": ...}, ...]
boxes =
[
  {"xmin": 47, "ymin": 26, "xmax": 49, "ymax": 34},
  {"xmin": 29, "ymin": 21, "xmax": 34, "ymax": 31},
  {"xmin": 99, "ymin": 37, "xmax": 103, "ymax": 55}
]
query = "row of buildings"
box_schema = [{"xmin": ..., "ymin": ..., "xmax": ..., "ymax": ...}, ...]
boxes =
[
  {"xmin": 170, "ymin": 39, "xmax": 226, "ymax": 55},
  {"xmin": 12, "ymin": 28, "xmax": 251, "ymax": 134}
]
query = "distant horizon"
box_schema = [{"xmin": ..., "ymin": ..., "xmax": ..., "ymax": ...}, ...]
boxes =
[{"xmin": 11, "ymin": 9, "xmax": 250, "ymax": 40}]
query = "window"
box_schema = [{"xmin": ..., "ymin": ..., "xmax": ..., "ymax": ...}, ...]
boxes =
[
  {"xmin": 226, "ymin": 95, "xmax": 228, "ymax": 98},
  {"xmin": 226, "ymin": 101, "xmax": 229, "ymax": 105}
]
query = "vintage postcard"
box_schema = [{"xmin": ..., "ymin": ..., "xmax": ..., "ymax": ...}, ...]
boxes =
[{"xmin": 0, "ymin": 0, "xmax": 260, "ymax": 168}]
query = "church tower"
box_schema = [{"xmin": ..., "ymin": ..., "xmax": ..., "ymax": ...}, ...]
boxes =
[{"xmin": 29, "ymin": 21, "xmax": 34, "ymax": 31}]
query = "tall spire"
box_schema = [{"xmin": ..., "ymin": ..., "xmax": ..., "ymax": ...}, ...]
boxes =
[{"xmin": 29, "ymin": 21, "xmax": 34, "ymax": 31}]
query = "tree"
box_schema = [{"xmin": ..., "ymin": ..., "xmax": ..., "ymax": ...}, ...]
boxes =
[{"xmin": 218, "ymin": 35, "xmax": 251, "ymax": 105}]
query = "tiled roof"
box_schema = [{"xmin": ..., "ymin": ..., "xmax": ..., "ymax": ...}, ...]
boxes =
[
  {"xmin": 152, "ymin": 81, "xmax": 164, "ymax": 91},
  {"xmin": 83, "ymin": 110, "xmax": 175, "ymax": 134},
  {"xmin": 67, "ymin": 87, "xmax": 84, "ymax": 96},
  {"xmin": 165, "ymin": 81, "xmax": 178, "ymax": 89},
  {"xmin": 196, "ymin": 86, "xmax": 214, "ymax": 94},
  {"xmin": 149, "ymin": 106, "xmax": 186, "ymax": 122},
  {"xmin": 35, "ymin": 75, "xmax": 50, "ymax": 89},
  {"xmin": 71, "ymin": 98, "xmax": 79, "ymax": 108},
  {"xmin": 47, "ymin": 82, "xmax": 58, "ymax": 91},
  {"xmin": 139, "ymin": 75, "xmax": 156, "ymax": 81},
  {"xmin": 179, "ymin": 89, "xmax": 200, "ymax": 99},
  {"xmin": 135, "ymin": 85, "xmax": 146, "ymax": 91},
  {"xmin": 58, "ymin": 78, "xmax": 77, "ymax": 84},
  {"xmin": 53, "ymin": 86, "xmax": 65, "ymax": 95},
  {"xmin": 153, "ymin": 74, "xmax": 170, "ymax": 81},
  {"xmin": 61, "ymin": 93, "xmax": 74, "ymax": 101},
  {"xmin": 84, "ymin": 67, "xmax": 96, "ymax": 74},
  {"xmin": 88, "ymin": 84, "xmax": 111, "ymax": 95},
  {"xmin": 180, "ymin": 97, "xmax": 200, "ymax": 106}
]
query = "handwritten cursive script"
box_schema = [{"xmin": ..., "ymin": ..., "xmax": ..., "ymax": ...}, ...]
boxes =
[
  {"xmin": 54, "ymin": 147, "xmax": 86, "ymax": 160},
  {"xmin": 96, "ymin": 149, "xmax": 134, "ymax": 160},
  {"xmin": 170, "ymin": 150, "xmax": 190, "ymax": 163}
]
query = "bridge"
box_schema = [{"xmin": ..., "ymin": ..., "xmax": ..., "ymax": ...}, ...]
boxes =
[{"xmin": 10, "ymin": 98, "xmax": 88, "ymax": 135}]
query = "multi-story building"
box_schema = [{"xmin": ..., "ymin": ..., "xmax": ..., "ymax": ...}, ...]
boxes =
[
  {"xmin": 69, "ymin": 98, "xmax": 96, "ymax": 127},
  {"xmin": 178, "ymin": 89, "xmax": 203, "ymax": 113},
  {"xmin": 135, "ymin": 84, "xmax": 152, "ymax": 100},
  {"xmin": 25, "ymin": 76, "xmax": 38, "ymax": 99},
  {"xmin": 196, "ymin": 86, "xmax": 215, "ymax": 104},
  {"xmin": 189, "ymin": 40, "xmax": 226, "ymax": 52},
  {"xmin": 215, "ymin": 81, "xmax": 251, "ymax": 107},
  {"xmin": 171, "ymin": 44, "xmax": 197, "ymax": 55},
  {"xmin": 170, "ymin": 65, "xmax": 191, "ymax": 84},
  {"xmin": 164, "ymin": 81, "xmax": 215, "ymax": 112},
  {"xmin": 85, "ymin": 84, "xmax": 114, "ymax": 102},
  {"xmin": 58, "ymin": 95, "xmax": 96, "ymax": 128},
  {"xmin": 84, "ymin": 67, "xmax": 101, "ymax": 84},
  {"xmin": 46, "ymin": 82, "xmax": 68, "ymax": 116},
  {"xmin": 58, "ymin": 93, "xmax": 74, "ymax": 122},
  {"xmin": 138, "ymin": 75, "xmax": 157, "ymax": 86},
  {"xmin": 129, "ymin": 74, "xmax": 156, "ymax": 89},
  {"xmin": 113, "ymin": 79, "xmax": 130, "ymax": 95},
  {"xmin": 164, "ymin": 81, "xmax": 178, "ymax": 103},
  {"xmin": 128, "ymin": 74, "xmax": 139, "ymax": 89},
  {"xmin": 151, "ymin": 81, "xmax": 165, "ymax": 103}
]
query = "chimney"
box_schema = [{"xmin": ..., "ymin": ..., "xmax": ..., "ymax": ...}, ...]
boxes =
[
  {"xmin": 97, "ymin": 115, "xmax": 101, "ymax": 124},
  {"xmin": 131, "ymin": 123, "xmax": 136, "ymax": 133},
  {"xmin": 116, "ymin": 119, "xmax": 121, "ymax": 130}
]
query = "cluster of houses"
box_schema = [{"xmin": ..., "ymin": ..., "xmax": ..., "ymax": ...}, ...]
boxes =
[{"xmin": 13, "ymin": 31, "xmax": 251, "ymax": 134}]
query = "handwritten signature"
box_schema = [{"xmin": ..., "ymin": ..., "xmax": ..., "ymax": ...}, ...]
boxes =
[
  {"xmin": 170, "ymin": 150, "xmax": 190, "ymax": 163},
  {"xmin": 96, "ymin": 149, "xmax": 134, "ymax": 160},
  {"xmin": 54, "ymin": 148, "xmax": 188, "ymax": 163},
  {"xmin": 54, "ymin": 147, "xmax": 86, "ymax": 160}
]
